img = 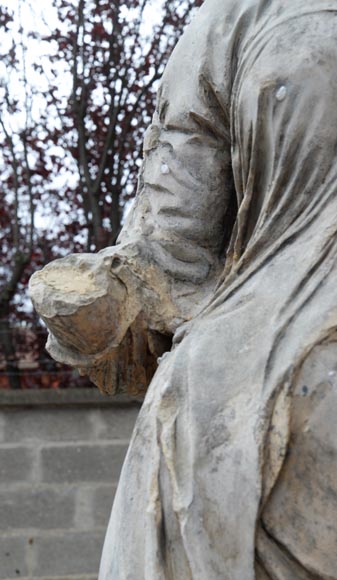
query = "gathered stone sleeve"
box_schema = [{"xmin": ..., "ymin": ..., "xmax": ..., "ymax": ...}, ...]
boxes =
[{"xmin": 101, "ymin": 0, "xmax": 247, "ymax": 334}]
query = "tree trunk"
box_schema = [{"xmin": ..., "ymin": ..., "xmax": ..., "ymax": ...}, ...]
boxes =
[{"xmin": 0, "ymin": 311, "xmax": 20, "ymax": 390}]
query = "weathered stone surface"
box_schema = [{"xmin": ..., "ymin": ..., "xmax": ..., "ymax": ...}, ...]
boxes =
[
  {"xmin": 29, "ymin": 0, "xmax": 337, "ymax": 578},
  {"xmin": 29, "ymin": 253, "xmax": 169, "ymax": 396}
]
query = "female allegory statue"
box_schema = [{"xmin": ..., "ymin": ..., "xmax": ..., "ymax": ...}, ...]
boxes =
[{"xmin": 30, "ymin": 0, "xmax": 337, "ymax": 577}]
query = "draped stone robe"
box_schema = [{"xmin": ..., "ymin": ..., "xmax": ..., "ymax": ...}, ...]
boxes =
[{"xmin": 39, "ymin": 1, "xmax": 337, "ymax": 578}]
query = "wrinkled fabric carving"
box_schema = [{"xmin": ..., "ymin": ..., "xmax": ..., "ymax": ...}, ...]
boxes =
[
  {"xmin": 28, "ymin": 0, "xmax": 337, "ymax": 578},
  {"xmin": 99, "ymin": 1, "xmax": 337, "ymax": 578}
]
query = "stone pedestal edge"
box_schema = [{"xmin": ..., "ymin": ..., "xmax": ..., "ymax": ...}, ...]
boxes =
[{"xmin": 0, "ymin": 387, "xmax": 143, "ymax": 408}]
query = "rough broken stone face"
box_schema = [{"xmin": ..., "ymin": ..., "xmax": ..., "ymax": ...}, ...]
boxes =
[
  {"xmin": 29, "ymin": 251, "xmax": 172, "ymax": 395},
  {"xmin": 30, "ymin": 252, "xmax": 132, "ymax": 353}
]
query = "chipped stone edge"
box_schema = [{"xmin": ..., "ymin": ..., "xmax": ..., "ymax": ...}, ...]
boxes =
[{"xmin": 0, "ymin": 387, "xmax": 143, "ymax": 408}]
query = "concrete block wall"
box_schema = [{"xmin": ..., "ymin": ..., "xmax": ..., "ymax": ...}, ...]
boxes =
[{"xmin": 0, "ymin": 392, "xmax": 140, "ymax": 580}]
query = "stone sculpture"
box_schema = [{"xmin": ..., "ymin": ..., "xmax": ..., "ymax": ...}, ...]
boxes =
[{"xmin": 30, "ymin": 0, "xmax": 337, "ymax": 577}]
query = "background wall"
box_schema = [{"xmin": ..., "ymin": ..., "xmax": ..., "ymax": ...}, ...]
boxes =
[{"xmin": 0, "ymin": 390, "xmax": 140, "ymax": 580}]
